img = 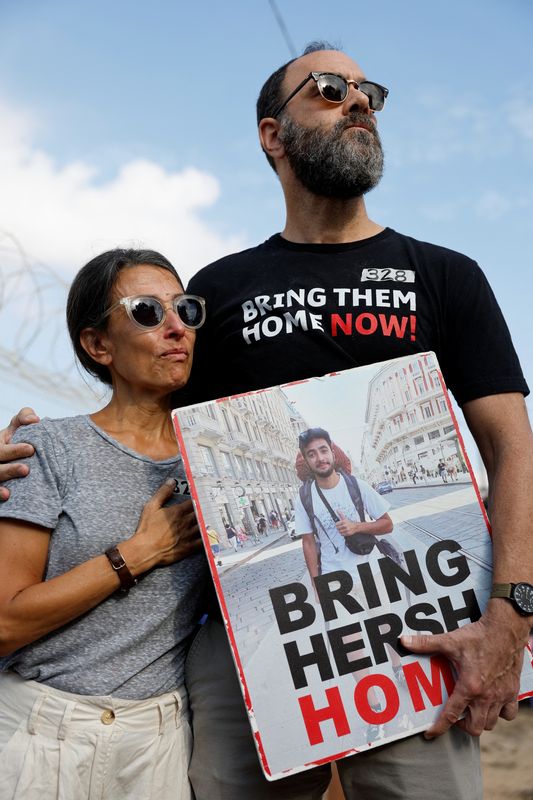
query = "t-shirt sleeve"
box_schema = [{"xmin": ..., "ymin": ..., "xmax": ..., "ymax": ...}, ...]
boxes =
[
  {"xmin": 294, "ymin": 491, "xmax": 314, "ymax": 537},
  {"xmin": 440, "ymin": 260, "xmax": 528, "ymax": 406},
  {"xmin": 358, "ymin": 479, "xmax": 391, "ymax": 520},
  {"xmin": 0, "ymin": 422, "xmax": 65, "ymax": 529}
]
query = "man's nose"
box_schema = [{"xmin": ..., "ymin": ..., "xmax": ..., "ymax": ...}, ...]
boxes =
[{"xmin": 342, "ymin": 83, "xmax": 372, "ymax": 115}]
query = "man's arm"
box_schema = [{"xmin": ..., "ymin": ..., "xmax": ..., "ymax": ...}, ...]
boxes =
[
  {"xmin": 336, "ymin": 511, "xmax": 393, "ymax": 537},
  {"xmin": 402, "ymin": 391, "xmax": 533, "ymax": 737},
  {"xmin": 302, "ymin": 532, "xmax": 320, "ymax": 582},
  {"xmin": 302, "ymin": 532, "xmax": 321, "ymax": 603},
  {"xmin": 0, "ymin": 408, "xmax": 40, "ymax": 500}
]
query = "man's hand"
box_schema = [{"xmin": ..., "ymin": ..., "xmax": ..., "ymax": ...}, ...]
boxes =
[
  {"xmin": 401, "ymin": 598, "xmax": 530, "ymax": 737},
  {"xmin": 336, "ymin": 510, "xmax": 393, "ymax": 537},
  {"xmin": 335, "ymin": 511, "xmax": 364, "ymax": 537},
  {"xmin": 0, "ymin": 408, "xmax": 40, "ymax": 500}
]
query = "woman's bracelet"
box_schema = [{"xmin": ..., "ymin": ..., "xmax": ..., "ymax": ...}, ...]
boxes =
[{"xmin": 105, "ymin": 545, "xmax": 138, "ymax": 593}]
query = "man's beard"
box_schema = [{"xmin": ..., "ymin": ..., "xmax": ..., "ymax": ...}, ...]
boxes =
[
  {"xmin": 311, "ymin": 464, "xmax": 335, "ymax": 479},
  {"xmin": 279, "ymin": 112, "xmax": 384, "ymax": 199}
]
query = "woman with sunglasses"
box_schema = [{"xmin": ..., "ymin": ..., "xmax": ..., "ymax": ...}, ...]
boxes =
[{"xmin": 0, "ymin": 249, "xmax": 208, "ymax": 800}]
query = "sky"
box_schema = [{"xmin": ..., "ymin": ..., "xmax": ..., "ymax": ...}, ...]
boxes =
[
  {"xmin": 285, "ymin": 364, "xmax": 383, "ymax": 468},
  {"xmin": 0, "ymin": 0, "xmax": 532, "ymax": 426}
]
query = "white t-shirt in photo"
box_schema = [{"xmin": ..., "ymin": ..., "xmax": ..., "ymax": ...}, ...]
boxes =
[{"xmin": 294, "ymin": 475, "xmax": 390, "ymax": 575}]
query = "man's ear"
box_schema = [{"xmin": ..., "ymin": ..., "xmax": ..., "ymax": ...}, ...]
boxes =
[
  {"xmin": 258, "ymin": 118, "xmax": 285, "ymax": 164},
  {"xmin": 79, "ymin": 327, "xmax": 113, "ymax": 367}
]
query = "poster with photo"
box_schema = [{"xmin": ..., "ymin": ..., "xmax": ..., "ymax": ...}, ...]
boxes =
[{"xmin": 172, "ymin": 352, "xmax": 533, "ymax": 781}]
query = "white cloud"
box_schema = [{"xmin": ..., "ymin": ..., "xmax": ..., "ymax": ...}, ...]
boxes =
[
  {"xmin": 508, "ymin": 99, "xmax": 533, "ymax": 141},
  {"xmin": 419, "ymin": 201, "xmax": 461, "ymax": 223},
  {"xmin": 387, "ymin": 91, "xmax": 528, "ymax": 167},
  {"xmin": 0, "ymin": 98, "xmax": 246, "ymax": 286},
  {"xmin": 474, "ymin": 190, "xmax": 512, "ymax": 221},
  {"xmin": 0, "ymin": 96, "xmax": 250, "ymax": 410}
]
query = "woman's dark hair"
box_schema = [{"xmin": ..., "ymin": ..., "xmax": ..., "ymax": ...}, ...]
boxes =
[{"xmin": 67, "ymin": 248, "xmax": 182, "ymax": 386}]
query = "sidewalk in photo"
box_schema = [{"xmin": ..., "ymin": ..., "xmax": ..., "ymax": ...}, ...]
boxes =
[
  {"xmin": 216, "ymin": 527, "xmax": 290, "ymax": 575},
  {"xmin": 392, "ymin": 475, "xmax": 472, "ymax": 489}
]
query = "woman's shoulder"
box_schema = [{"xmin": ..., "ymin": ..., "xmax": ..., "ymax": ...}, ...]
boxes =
[
  {"xmin": 11, "ymin": 415, "xmax": 89, "ymax": 448},
  {"xmin": 1, "ymin": 417, "xmax": 92, "ymax": 514}
]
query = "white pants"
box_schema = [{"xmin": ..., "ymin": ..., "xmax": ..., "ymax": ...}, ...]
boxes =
[{"xmin": 0, "ymin": 671, "xmax": 192, "ymax": 800}]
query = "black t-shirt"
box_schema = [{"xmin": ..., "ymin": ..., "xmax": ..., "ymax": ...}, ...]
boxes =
[{"xmin": 185, "ymin": 228, "xmax": 528, "ymax": 406}]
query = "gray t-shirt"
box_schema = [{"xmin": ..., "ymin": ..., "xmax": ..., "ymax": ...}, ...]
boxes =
[{"xmin": 0, "ymin": 415, "xmax": 208, "ymax": 699}]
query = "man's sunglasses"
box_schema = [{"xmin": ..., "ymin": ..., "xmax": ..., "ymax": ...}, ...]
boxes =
[
  {"xmin": 102, "ymin": 294, "xmax": 206, "ymax": 331},
  {"xmin": 272, "ymin": 72, "xmax": 389, "ymax": 118}
]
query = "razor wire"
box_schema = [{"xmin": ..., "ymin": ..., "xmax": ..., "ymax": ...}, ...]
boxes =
[{"xmin": 0, "ymin": 230, "xmax": 100, "ymax": 406}]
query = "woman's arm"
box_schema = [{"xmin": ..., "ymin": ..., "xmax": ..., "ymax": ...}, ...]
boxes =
[{"xmin": 0, "ymin": 480, "xmax": 201, "ymax": 656}]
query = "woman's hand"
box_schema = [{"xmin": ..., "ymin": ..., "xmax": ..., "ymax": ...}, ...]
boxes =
[{"xmin": 122, "ymin": 479, "xmax": 202, "ymax": 573}]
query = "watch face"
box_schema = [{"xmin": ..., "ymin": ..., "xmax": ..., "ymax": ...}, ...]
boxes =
[{"xmin": 514, "ymin": 583, "xmax": 533, "ymax": 615}]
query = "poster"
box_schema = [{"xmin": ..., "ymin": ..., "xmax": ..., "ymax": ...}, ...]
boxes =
[{"xmin": 172, "ymin": 352, "xmax": 533, "ymax": 780}]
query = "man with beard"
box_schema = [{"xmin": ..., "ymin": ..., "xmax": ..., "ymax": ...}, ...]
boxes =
[
  {"xmin": 182, "ymin": 42, "xmax": 532, "ymax": 800},
  {"xmin": 295, "ymin": 426, "xmax": 402, "ymax": 744},
  {"xmin": 2, "ymin": 43, "xmax": 533, "ymax": 800},
  {"xmin": 295, "ymin": 427, "xmax": 394, "ymax": 584}
]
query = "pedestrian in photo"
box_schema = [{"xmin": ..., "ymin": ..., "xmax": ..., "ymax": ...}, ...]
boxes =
[
  {"xmin": 225, "ymin": 522, "xmax": 239, "ymax": 552},
  {"xmin": 256, "ymin": 514, "xmax": 267, "ymax": 538},
  {"xmin": 236, "ymin": 525, "xmax": 248, "ymax": 548},
  {"xmin": 206, "ymin": 524, "xmax": 220, "ymax": 556}
]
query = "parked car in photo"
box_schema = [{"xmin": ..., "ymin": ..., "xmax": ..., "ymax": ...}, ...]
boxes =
[{"xmin": 376, "ymin": 480, "xmax": 394, "ymax": 495}]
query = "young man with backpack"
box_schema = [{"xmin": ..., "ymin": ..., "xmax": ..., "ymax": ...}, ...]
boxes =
[
  {"xmin": 295, "ymin": 426, "xmax": 407, "ymax": 741},
  {"xmin": 295, "ymin": 428, "xmax": 393, "ymax": 584}
]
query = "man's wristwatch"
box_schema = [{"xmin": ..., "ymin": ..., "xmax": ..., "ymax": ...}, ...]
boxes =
[
  {"xmin": 105, "ymin": 545, "xmax": 138, "ymax": 593},
  {"xmin": 490, "ymin": 582, "xmax": 533, "ymax": 616}
]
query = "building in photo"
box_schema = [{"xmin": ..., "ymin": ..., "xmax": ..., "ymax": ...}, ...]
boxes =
[
  {"xmin": 361, "ymin": 353, "xmax": 466, "ymax": 486},
  {"xmin": 176, "ymin": 389, "xmax": 306, "ymax": 546}
]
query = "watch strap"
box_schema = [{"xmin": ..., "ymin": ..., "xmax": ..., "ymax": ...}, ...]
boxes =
[
  {"xmin": 105, "ymin": 545, "xmax": 137, "ymax": 593},
  {"xmin": 490, "ymin": 583, "xmax": 514, "ymax": 599}
]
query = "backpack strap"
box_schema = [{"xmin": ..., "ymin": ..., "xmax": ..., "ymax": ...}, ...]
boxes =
[
  {"xmin": 340, "ymin": 471, "xmax": 365, "ymax": 522},
  {"xmin": 298, "ymin": 480, "xmax": 316, "ymax": 535},
  {"xmin": 298, "ymin": 479, "xmax": 339, "ymax": 560}
]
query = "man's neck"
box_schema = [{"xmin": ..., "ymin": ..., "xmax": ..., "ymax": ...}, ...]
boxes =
[
  {"xmin": 315, "ymin": 471, "xmax": 340, "ymax": 489},
  {"xmin": 281, "ymin": 186, "xmax": 384, "ymax": 244}
]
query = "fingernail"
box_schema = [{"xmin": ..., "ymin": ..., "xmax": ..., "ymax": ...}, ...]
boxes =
[
  {"xmin": 165, "ymin": 478, "xmax": 175, "ymax": 487},
  {"xmin": 401, "ymin": 635, "xmax": 413, "ymax": 646}
]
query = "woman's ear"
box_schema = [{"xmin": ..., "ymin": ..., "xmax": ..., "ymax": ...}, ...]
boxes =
[{"xmin": 79, "ymin": 327, "xmax": 113, "ymax": 367}]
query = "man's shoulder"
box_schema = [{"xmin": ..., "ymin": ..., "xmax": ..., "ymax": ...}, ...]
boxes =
[
  {"xmin": 391, "ymin": 229, "xmax": 478, "ymax": 268},
  {"xmin": 188, "ymin": 237, "xmax": 278, "ymax": 293}
]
